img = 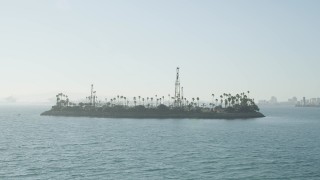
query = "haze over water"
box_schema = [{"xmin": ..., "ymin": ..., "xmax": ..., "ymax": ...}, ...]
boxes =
[
  {"xmin": 1, "ymin": 106, "xmax": 319, "ymax": 179},
  {"xmin": 1, "ymin": 0, "xmax": 320, "ymax": 103}
]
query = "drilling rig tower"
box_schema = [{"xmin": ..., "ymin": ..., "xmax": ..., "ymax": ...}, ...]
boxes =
[{"xmin": 174, "ymin": 67, "xmax": 181, "ymax": 107}]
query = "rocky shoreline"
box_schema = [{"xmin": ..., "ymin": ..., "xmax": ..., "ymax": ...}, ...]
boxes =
[{"xmin": 41, "ymin": 109, "xmax": 265, "ymax": 119}]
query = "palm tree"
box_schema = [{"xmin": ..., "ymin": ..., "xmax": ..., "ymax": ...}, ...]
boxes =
[
  {"xmin": 196, "ymin": 97, "xmax": 200, "ymax": 107},
  {"xmin": 151, "ymin": 97, "xmax": 154, "ymax": 107},
  {"xmin": 133, "ymin": 97, "xmax": 137, "ymax": 106},
  {"xmin": 120, "ymin": 96, "xmax": 123, "ymax": 105},
  {"xmin": 66, "ymin": 96, "xmax": 69, "ymax": 106},
  {"xmin": 236, "ymin": 94, "xmax": 240, "ymax": 105},
  {"xmin": 56, "ymin": 95, "xmax": 59, "ymax": 104},
  {"xmin": 231, "ymin": 97, "xmax": 235, "ymax": 107},
  {"xmin": 212, "ymin": 93, "xmax": 214, "ymax": 104},
  {"xmin": 155, "ymin": 95, "xmax": 157, "ymax": 105}
]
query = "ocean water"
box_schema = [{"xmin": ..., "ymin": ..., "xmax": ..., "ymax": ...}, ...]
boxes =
[{"xmin": 0, "ymin": 105, "xmax": 320, "ymax": 179}]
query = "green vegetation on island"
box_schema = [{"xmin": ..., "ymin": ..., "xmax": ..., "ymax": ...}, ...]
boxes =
[{"xmin": 42, "ymin": 89, "xmax": 263, "ymax": 119}]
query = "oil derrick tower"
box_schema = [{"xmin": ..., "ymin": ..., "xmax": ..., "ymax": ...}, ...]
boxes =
[
  {"xmin": 174, "ymin": 67, "xmax": 181, "ymax": 107},
  {"xmin": 90, "ymin": 84, "xmax": 97, "ymax": 107}
]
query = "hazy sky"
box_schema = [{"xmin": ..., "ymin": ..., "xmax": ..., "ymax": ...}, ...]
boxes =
[{"xmin": 1, "ymin": 0, "xmax": 319, "ymax": 103}]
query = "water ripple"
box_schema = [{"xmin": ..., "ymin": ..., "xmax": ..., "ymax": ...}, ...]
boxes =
[{"xmin": 1, "ymin": 106, "xmax": 320, "ymax": 179}]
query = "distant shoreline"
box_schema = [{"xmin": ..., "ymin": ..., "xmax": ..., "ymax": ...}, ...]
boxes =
[{"xmin": 295, "ymin": 105, "xmax": 320, "ymax": 108}]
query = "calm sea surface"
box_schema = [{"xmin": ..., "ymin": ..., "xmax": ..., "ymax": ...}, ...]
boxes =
[{"xmin": 0, "ymin": 105, "xmax": 320, "ymax": 179}]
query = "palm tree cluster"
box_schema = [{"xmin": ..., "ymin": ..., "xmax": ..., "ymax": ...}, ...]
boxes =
[
  {"xmin": 56, "ymin": 93, "xmax": 70, "ymax": 107},
  {"xmin": 104, "ymin": 95, "xmax": 167, "ymax": 108},
  {"xmin": 92, "ymin": 91, "xmax": 257, "ymax": 112},
  {"xmin": 55, "ymin": 90, "xmax": 259, "ymax": 113},
  {"xmin": 212, "ymin": 91, "xmax": 259, "ymax": 112},
  {"xmin": 100, "ymin": 94, "xmax": 203, "ymax": 110}
]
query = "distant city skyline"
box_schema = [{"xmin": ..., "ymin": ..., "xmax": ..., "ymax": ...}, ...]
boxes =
[{"xmin": 1, "ymin": 0, "xmax": 320, "ymax": 104}]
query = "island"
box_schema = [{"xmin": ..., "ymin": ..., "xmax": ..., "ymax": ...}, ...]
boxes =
[{"xmin": 41, "ymin": 68, "xmax": 264, "ymax": 119}]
